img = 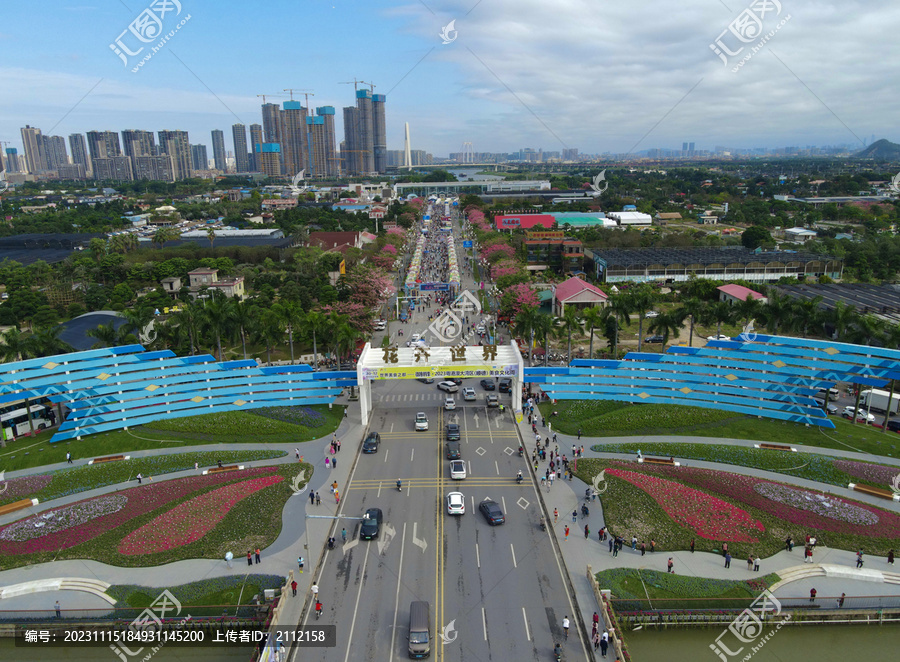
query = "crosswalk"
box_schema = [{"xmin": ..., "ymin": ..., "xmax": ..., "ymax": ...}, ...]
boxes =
[{"xmin": 376, "ymin": 393, "xmax": 485, "ymax": 403}]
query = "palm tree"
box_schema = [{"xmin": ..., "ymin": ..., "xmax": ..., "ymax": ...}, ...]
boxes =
[
  {"xmin": 333, "ymin": 321, "xmax": 360, "ymax": 363},
  {"xmin": 761, "ymin": 290, "xmax": 794, "ymax": 336},
  {"xmin": 230, "ymin": 299, "xmax": 257, "ymax": 360},
  {"xmin": 513, "ymin": 306, "xmax": 541, "ymax": 365},
  {"xmin": 256, "ymin": 309, "xmax": 285, "ymax": 364},
  {"xmin": 26, "ymin": 326, "xmax": 73, "ymax": 358},
  {"xmin": 734, "ymin": 294, "xmax": 764, "ymax": 335},
  {"xmin": 558, "ymin": 306, "xmax": 584, "ymax": 363},
  {"xmin": 300, "ymin": 310, "xmax": 328, "ymax": 369},
  {"xmin": 121, "ymin": 307, "xmax": 155, "ymax": 344},
  {"xmin": 580, "ymin": 306, "xmax": 604, "ymax": 360},
  {"xmin": 273, "ymin": 301, "xmax": 303, "ymax": 363},
  {"xmin": 846, "ymin": 313, "xmax": 885, "ymax": 346},
  {"xmin": 86, "ymin": 323, "xmax": 134, "ymax": 349},
  {"xmin": 207, "ymin": 227, "xmax": 217, "ymax": 251},
  {"xmin": 170, "ymin": 301, "xmax": 203, "ymax": 355},
  {"xmin": 200, "ymin": 296, "xmax": 234, "ymax": 361},
  {"xmin": 676, "ymin": 297, "xmax": 705, "ymax": 348},
  {"xmin": 599, "ymin": 294, "xmax": 632, "ymax": 359},
  {"xmin": 647, "ymin": 310, "xmax": 684, "ymax": 352},
  {"xmin": 152, "ymin": 227, "xmax": 179, "ymax": 250},
  {"xmin": 533, "ymin": 313, "xmax": 555, "ymax": 367},
  {"xmin": 704, "ymin": 301, "xmax": 735, "ymax": 339},
  {"xmin": 825, "ymin": 300, "xmax": 860, "ymax": 342},
  {"xmin": 624, "ymin": 284, "xmax": 656, "ymax": 352},
  {"xmin": 791, "ymin": 296, "xmax": 824, "ymax": 338},
  {"xmin": 0, "ymin": 328, "xmax": 31, "ymax": 362}
]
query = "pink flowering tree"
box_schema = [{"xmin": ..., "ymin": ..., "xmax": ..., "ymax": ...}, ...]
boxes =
[
  {"xmin": 491, "ymin": 259, "xmax": 522, "ymax": 280},
  {"xmin": 342, "ymin": 264, "xmax": 395, "ymax": 309},
  {"xmin": 321, "ymin": 301, "xmax": 373, "ymax": 334},
  {"xmin": 371, "ymin": 254, "xmax": 395, "ymax": 270},
  {"xmin": 481, "ymin": 243, "xmax": 516, "ymax": 263},
  {"xmin": 382, "ymin": 244, "xmax": 397, "ymax": 255},
  {"xmin": 500, "ymin": 283, "xmax": 540, "ymax": 317}
]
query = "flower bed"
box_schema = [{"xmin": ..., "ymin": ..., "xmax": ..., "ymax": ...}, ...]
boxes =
[
  {"xmin": 607, "ymin": 469, "xmax": 764, "ymax": 542},
  {"xmin": 0, "ymin": 466, "xmax": 282, "ymax": 556},
  {"xmin": 118, "ymin": 475, "xmax": 284, "ymax": 555},
  {"xmin": 252, "ymin": 406, "xmax": 326, "ymax": 428},
  {"xmin": 0, "ymin": 474, "xmax": 52, "ymax": 500},
  {"xmin": 753, "ymin": 483, "xmax": 880, "ymax": 525},
  {"xmin": 832, "ymin": 459, "xmax": 900, "ymax": 487},
  {"xmin": 0, "ymin": 495, "xmax": 128, "ymax": 542}
]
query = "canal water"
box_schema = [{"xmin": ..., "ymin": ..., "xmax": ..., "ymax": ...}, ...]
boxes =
[{"xmin": 626, "ymin": 623, "xmax": 899, "ymax": 660}]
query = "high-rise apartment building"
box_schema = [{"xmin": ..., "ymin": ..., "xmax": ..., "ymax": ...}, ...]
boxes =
[
  {"xmin": 562, "ymin": 148, "xmax": 579, "ymax": 161},
  {"xmin": 157, "ymin": 130, "xmax": 191, "ymax": 180},
  {"xmin": 249, "ymin": 124, "xmax": 263, "ymax": 171},
  {"xmin": 42, "ymin": 135, "xmax": 69, "ymax": 171},
  {"xmin": 121, "ymin": 130, "xmax": 156, "ymax": 178},
  {"xmin": 134, "ymin": 155, "xmax": 174, "ymax": 181},
  {"xmin": 305, "ymin": 106, "xmax": 338, "ymax": 177},
  {"xmin": 5, "ymin": 148, "xmax": 21, "ymax": 173},
  {"xmin": 86, "ymin": 130, "xmax": 122, "ymax": 161},
  {"xmin": 232, "ymin": 124, "xmax": 250, "ymax": 173},
  {"xmin": 211, "ymin": 130, "xmax": 227, "ymax": 172},
  {"xmin": 281, "ymin": 101, "xmax": 308, "ymax": 177},
  {"xmin": 342, "ymin": 107, "xmax": 359, "ymax": 175},
  {"xmin": 190, "ymin": 144, "xmax": 208, "ymax": 171},
  {"xmin": 316, "ymin": 107, "xmax": 337, "ymax": 177},
  {"xmin": 255, "ymin": 143, "xmax": 282, "ymax": 178},
  {"xmin": 372, "ymin": 93, "xmax": 386, "ymax": 174},
  {"xmin": 69, "ymin": 133, "xmax": 91, "ymax": 177},
  {"xmin": 20, "ymin": 125, "xmax": 46, "ymax": 174},
  {"xmin": 92, "ymin": 157, "xmax": 134, "ymax": 180},
  {"xmin": 260, "ymin": 103, "xmax": 284, "ymax": 174},
  {"xmin": 355, "ymin": 89, "xmax": 374, "ymax": 174}
]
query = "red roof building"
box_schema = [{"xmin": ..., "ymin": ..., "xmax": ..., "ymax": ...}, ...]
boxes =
[
  {"xmin": 717, "ymin": 284, "xmax": 767, "ymax": 305},
  {"xmin": 553, "ymin": 276, "xmax": 608, "ymax": 315}
]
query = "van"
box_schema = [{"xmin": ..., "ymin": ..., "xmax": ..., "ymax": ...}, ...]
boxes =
[{"xmin": 408, "ymin": 601, "xmax": 431, "ymax": 658}]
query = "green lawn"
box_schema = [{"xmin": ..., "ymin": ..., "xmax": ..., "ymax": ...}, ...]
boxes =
[
  {"xmin": 0, "ymin": 405, "xmax": 345, "ymax": 472},
  {"xmin": 539, "ymin": 400, "xmax": 900, "ymax": 458},
  {"xmin": 0, "ymin": 449, "xmax": 287, "ymax": 507}
]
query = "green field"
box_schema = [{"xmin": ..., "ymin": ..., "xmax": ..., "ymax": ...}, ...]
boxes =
[
  {"xmin": 539, "ymin": 400, "xmax": 900, "ymax": 457},
  {"xmin": 0, "ymin": 405, "xmax": 345, "ymax": 472}
]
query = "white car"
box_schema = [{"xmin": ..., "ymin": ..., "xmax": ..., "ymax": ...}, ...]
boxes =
[
  {"xmin": 476, "ymin": 325, "xmax": 485, "ymax": 334},
  {"xmin": 462, "ymin": 387, "xmax": 476, "ymax": 401},
  {"xmin": 842, "ymin": 407, "xmax": 875, "ymax": 422},
  {"xmin": 415, "ymin": 412, "xmax": 429, "ymax": 431},
  {"xmin": 450, "ymin": 460, "xmax": 466, "ymax": 480},
  {"xmin": 437, "ymin": 381, "xmax": 459, "ymax": 393},
  {"xmin": 374, "ymin": 320, "xmax": 386, "ymax": 331},
  {"xmin": 446, "ymin": 491, "xmax": 465, "ymax": 515},
  {"xmin": 411, "ymin": 333, "xmax": 421, "ymax": 342},
  {"xmin": 444, "ymin": 397, "xmax": 456, "ymax": 411},
  {"xmin": 707, "ymin": 334, "xmax": 730, "ymax": 341},
  {"xmin": 645, "ymin": 311, "xmax": 659, "ymax": 318}
]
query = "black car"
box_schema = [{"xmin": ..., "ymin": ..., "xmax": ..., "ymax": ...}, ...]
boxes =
[
  {"xmin": 362, "ymin": 432, "xmax": 381, "ymax": 453},
  {"xmin": 887, "ymin": 419, "xmax": 900, "ymax": 433},
  {"xmin": 480, "ymin": 379, "xmax": 496, "ymax": 391},
  {"xmin": 498, "ymin": 378, "xmax": 512, "ymax": 393},
  {"xmin": 644, "ymin": 335, "xmax": 665, "ymax": 344},
  {"xmin": 445, "ymin": 441, "xmax": 461, "ymax": 459},
  {"xmin": 445, "ymin": 423, "xmax": 461, "ymax": 441},
  {"xmin": 479, "ymin": 498, "xmax": 505, "ymax": 525},
  {"xmin": 359, "ymin": 508, "xmax": 383, "ymax": 540},
  {"xmin": 417, "ymin": 377, "xmax": 435, "ymax": 384},
  {"xmin": 446, "ymin": 377, "xmax": 463, "ymax": 385}
]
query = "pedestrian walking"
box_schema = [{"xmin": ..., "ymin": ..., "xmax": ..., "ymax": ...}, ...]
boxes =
[
  {"xmin": 337, "ymin": 439, "xmax": 341, "ymax": 452},
  {"xmin": 640, "ymin": 542, "xmax": 646, "ymax": 556},
  {"xmin": 592, "ymin": 630, "xmax": 600, "ymax": 651},
  {"xmin": 631, "ymin": 536, "xmax": 637, "ymax": 551},
  {"xmin": 255, "ymin": 548, "xmax": 261, "ymax": 564},
  {"xmin": 136, "ymin": 473, "xmax": 142, "ymax": 484},
  {"xmin": 600, "ymin": 631, "xmax": 609, "ymax": 657},
  {"xmin": 564, "ymin": 526, "xmax": 569, "ymax": 540},
  {"xmin": 553, "ymin": 508, "xmax": 558, "ymax": 523},
  {"xmin": 309, "ymin": 491, "xmax": 315, "ymax": 505},
  {"xmin": 754, "ymin": 556, "xmax": 760, "ymax": 572},
  {"xmin": 577, "ymin": 428, "xmax": 582, "ymax": 440},
  {"xmin": 837, "ymin": 593, "xmax": 845, "ymax": 608},
  {"xmin": 332, "ymin": 457, "xmax": 337, "ymax": 469},
  {"xmin": 295, "ymin": 448, "xmax": 300, "ymax": 460},
  {"xmin": 609, "ymin": 537, "xmax": 614, "ymax": 554},
  {"xmin": 747, "ymin": 555, "xmax": 753, "ymax": 570},
  {"xmin": 724, "ymin": 552, "xmax": 732, "ymax": 568},
  {"xmin": 613, "ymin": 540, "xmax": 619, "ymax": 557},
  {"xmin": 650, "ymin": 540, "xmax": 656, "ymax": 553},
  {"xmin": 342, "ymin": 528, "xmax": 347, "ymax": 543},
  {"xmin": 584, "ymin": 524, "xmax": 590, "ymax": 539},
  {"xmin": 593, "ymin": 612, "xmax": 600, "ymax": 629},
  {"xmin": 572, "ymin": 510, "xmax": 577, "ymax": 523},
  {"xmin": 690, "ymin": 539, "xmax": 695, "ymax": 553},
  {"xmin": 805, "ymin": 546, "xmax": 813, "ymax": 563},
  {"xmin": 856, "ymin": 549, "xmax": 864, "ymax": 568},
  {"xmin": 334, "ymin": 490, "xmax": 340, "ymax": 504},
  {"xmin": 809, "ymin": 588, "xmax": 817, "ymax": 602},
  {"xmin": 247, "ymin": 550, "xmax": 252, "ymax": 566},
  {"xmin": 55, "ymin": 601, "xmax": 61, "ymax": 618},
  {"xmin": 195, "ymin": 462, "xmax": 199, "ymax": 472},
  {"xmin": 540, "ymin": 475, "xmax": 546, "ymax": 487},
  {"xmin": 786, "ymin": 536, "xmax": 794, "ymax": 551},
  {"xmin": 66, "ymin": 452, "xmax": 72, "ymax": 464},
  {"xmin": 298, "ymin": 556, "xmax": 304, "ymax": 572},
  {"xmin": 667, "ymin": 557, "xmax": 674, "ymax": 573},
  {"xmin": 315, "ymin": 492, "xmax": 321, "ymax": 506},
  {"xmin": 291, "ymin": 580, "xmax": 297, "ymax": 597},
  {"xmin": 722, "ymin": 542, "xmax": 728, "ymax": 557},
  {"xmin": 889, "ymin": 549, "xmax": 895, "ymax": 565},
  {"xmin": 325, "ymin": 457, "xmax": 330, "ymax": 469}
]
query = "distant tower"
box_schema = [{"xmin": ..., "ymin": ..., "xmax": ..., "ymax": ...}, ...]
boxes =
[{"xmin": 404, "ymin": 122, "xmax": 412, "ymax": 171}]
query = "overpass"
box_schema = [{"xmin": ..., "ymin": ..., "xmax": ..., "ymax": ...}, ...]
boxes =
[{"xmin": 394, "ymin": 179, "xmax": 551, "ymax": 197}]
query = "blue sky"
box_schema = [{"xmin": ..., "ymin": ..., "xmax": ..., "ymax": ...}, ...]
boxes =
[{"xmin": 1, "ymin": 1, "xmax": 896, "ymax": 158}]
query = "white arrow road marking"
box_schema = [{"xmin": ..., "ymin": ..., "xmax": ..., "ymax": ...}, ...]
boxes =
[
  {"xmin": 495, "ymin": 414, "xmax": 501, "ymax": 428},
  {"xmin": 472, "ymin": 413, "xmax": 480, "ymax": 428},
  {"xmin": 377, "ymin": 522, "xmax": 396, "ymax": 555},
  {"xmin": 342, "ymin": 537, "xmax": 359, "ymax": 555},
  {"xmin": 412, "ymin": 522, "xmax": 428, "ymax": 552}
]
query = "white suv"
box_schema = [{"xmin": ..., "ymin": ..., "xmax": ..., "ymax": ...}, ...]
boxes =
[
  {"xmin": 444, "ymin": 397, "xmax": 456, "ymax": 410},
  {"xmin": 415, "ymin": 412, "xmax": 429, "ymax": 431}
]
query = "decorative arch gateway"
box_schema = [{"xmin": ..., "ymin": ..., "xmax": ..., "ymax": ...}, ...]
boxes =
[{"xmin": 356, "ymin": 341, "xmax": 525, "ymax": 426}]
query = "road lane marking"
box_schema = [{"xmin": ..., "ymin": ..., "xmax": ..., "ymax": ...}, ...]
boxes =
[
  {"xmin": 388, "ymin": 522, "xmax": 408, "ymax": 662},
  {"xmin": 475, "ymin": 542, "xmax": 481, "ymax": 568},
  {"xmin": 342, "ymin": 531, "xmax": 373, "ymax": 662},
  {"xmin": 467, "ymin": 459, "xmax": 472, "ymax": 476},
  {"xmin": 384, "ymin": 448, "xmax": 390, "ymax": 463},
  {"xmin": 486, "ymin": 408, "xmax": 493, "ymax": 444},
  {"xmin": 522, "ymin": 607, "xmax": 531, "ymax": 641},
  {"xmin": 390, "ymin": 422, "xmax": 394, "ymax": 433},
  {"xmin": 412, "ymin": 521, "xmax": 428, "ymax": 552},
  {"xmin": 411, "ymin": 448, "xmax": 415, "ymax": 463},
  {"xmin": 510, "ymin": 543, "xmax": 517, "ymax": 568},
  {"xmin": 501, "ymin": 496, "xmax": 507, "ymax": 516},
  {"xmin": 495, "ymin": 460, "xmax": 500, "ymax": 475},
  {"xmin": 481, "ymin": 607, "xmax": 487, "ymax": 641}
]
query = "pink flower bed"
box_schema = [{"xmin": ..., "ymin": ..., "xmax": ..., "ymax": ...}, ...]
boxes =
[
  {"xmin": 611, "ymin": 462, "xmax": 900, "ymax": 539},
  {"xmin": 833, "ymin": 459, "xmax": 900, "ymax": 487},
  {"xmin": 0, "ymin": 495, "xmax": 128, "ymax": 542},
  {"xmin": 1, "ymin": 474, "xmax": 52, "ymax": 500},
  {"xmin": 0, "ymin": 467, "xmax": 280, "ymax": 556},
  {"xmin": 754, "ymin": 483, "xmax": 879, "ymax": 525},
  {"xmin": 607, "ymin": 468, "xmax": 764, "ymax": 542},
  {"xmin": 117, "ymin": 475, "xmax": 284, "ymax": 555}
]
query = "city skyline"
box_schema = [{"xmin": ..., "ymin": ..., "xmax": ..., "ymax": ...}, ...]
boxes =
[{"xmin": 0, "ymin": 1, "xmax": 896, "ymax": 161}]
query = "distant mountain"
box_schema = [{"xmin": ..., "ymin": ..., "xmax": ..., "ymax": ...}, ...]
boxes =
[{"xmin": 855, "ymin": 139, "xmax": 900, "ymax": 160}]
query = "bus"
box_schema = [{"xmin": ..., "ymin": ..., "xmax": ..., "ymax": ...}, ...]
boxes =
[{"xmin": 1, "ymin": 405, "xmax": 52, "ymax": 439}]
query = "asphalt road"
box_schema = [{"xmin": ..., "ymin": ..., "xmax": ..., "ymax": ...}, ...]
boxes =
[{"xmin": 294, "ymin": 209, "xmax": 587, "ymax": 661}]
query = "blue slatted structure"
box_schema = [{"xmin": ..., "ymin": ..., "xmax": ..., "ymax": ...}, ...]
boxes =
[
  {"xmin": 522, "ymin": 335, "xmax": 900, "ymax": 429},
  {"xmin": 0, "ymin": 345, "xmax": 358, "ymax": 442}
]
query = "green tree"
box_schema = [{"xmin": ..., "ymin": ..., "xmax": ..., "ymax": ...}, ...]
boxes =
[
  {"xmin": 300, "ymin": 310, "xmax": 328, "ymax": 369},
  {"xmin": 256, "ymin": 308, "xmax": 285, "ymax": 364},
  {"xmin": 741, "ymin": 226, "xmax": 773, "ymax": 249},
  {"xmin": 647, "ymin": 310, "xmax": 684, "ymax": 352},
  {"xmin": 558, "ymin": 306, "xmax": 584, "ymax": 363},
  {"xmin": 230, "ymin": 299, "xmax": 256, "ymax": 360},
  {"xmin": 514, "ymin": 306, "xmax": 541, "ymax": 364},
  {"xmin": 599, "ymin": 294, "xmax": 632, "ymax": 359},
  {"xmin": 703, "ymin": 301, "xmax": 735, "ymax": 339},
  {"xmin": 676, "ymin": 297, "xmax": 705, "ymax": 347},
  {"xmin": 579, "ymin": 306, "xmax": 604, "ymax": 360},
  {"xmin": 201, "ymin": 296, "xmax": 234, "ymax": 360},
  {"xmin": 624, "ymin": 284, "xmax": 656, "ymax": 352},
  {"xmin": 273, "ymin": 300, "xmax": 303, "ymax": 363},
  {"xmin": 533, "ymin": 313, "xmax": 555, "ymax": 367},
  {"xmin": 761, "ymin": 290, "xmax": 794, "ymax": 336}
]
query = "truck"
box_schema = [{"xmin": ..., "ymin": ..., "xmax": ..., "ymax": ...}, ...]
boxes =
[{"xmin": 859, "ymin": 389, "xmax": 900, "ymax": 414}]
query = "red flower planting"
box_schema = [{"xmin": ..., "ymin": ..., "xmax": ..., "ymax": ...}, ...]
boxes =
[
  {"xmin": 117, "ymin": 475, "xmax": 284, "ymax": 555},
  {"xmin": 607, "ymin": 469, "xmax": 764, "ymax": 542},
  {"xmin": 0, "ymin": 467, "xmax": 280, "ymax": 556}
]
